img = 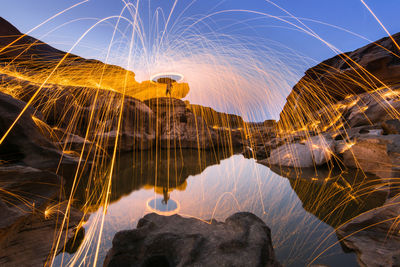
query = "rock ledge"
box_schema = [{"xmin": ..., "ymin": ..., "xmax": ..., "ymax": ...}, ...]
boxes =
[{"xmin": 104, "ymin": 212, "xmax": 281, "ymax": 267}]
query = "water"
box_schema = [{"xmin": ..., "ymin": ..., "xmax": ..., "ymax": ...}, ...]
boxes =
[{"xmin": 55, "ymin": 149, "xmax": 387, "ymax": 266}]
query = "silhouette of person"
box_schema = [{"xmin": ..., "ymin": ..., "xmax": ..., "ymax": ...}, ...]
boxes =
[
  {"xmin": 165, "ymin": 82, "xmax": 172, "ymax": 96},
  {"xmin": 157, "ymin": 77, "xmax": 176, "ymax": 97},
  {"xmin": 162, "ymin": 186, "xmax": 170, "ymax": 204}
]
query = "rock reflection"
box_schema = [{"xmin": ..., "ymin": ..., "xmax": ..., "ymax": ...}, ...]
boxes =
[
  {"xmin": 269, "ymin": 165, "xmax": 393, "ymax": 265},
  {"xmin": 70, "ymin": 148, "xmax": 237, "ymax": 211},
  {"xmin": 269, "ymin": 165, "xmax": 388, "ymax": 228}
]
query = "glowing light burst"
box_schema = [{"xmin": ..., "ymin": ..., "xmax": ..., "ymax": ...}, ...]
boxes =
[
  {"xmin": 150, "ymin": 72, "xmax": 184, "ymax": 83},
  {"xmin": 0, "ymin": 0, "xmax": 399, "ymax": 267}
]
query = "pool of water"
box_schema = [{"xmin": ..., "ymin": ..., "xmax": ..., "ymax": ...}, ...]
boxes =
[{"xmin": 55, "ymin": 149, "xmax": 387, "ymax": 266}]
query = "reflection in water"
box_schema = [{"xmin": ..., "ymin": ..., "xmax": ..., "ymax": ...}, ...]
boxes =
[
  {"xmin": 68, "ymin": 148, "xmax": 236, "ymax": 212},
  {"xmin": 56, "ymin": 152, "xmax": 387, "ymax": 267},
  {"xmin": 269, "ymin": 165, "xmax": 388, "ymax": 228},
  {"xmin": 147, "ymin": 197, "xmax": 179, "ymax": 215},
  {"xmin": 112, "ymin": 148, "xmax": 236, "ymax": 205}
]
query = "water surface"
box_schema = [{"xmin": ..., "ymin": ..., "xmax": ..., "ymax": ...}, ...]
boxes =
[{"xmin": 56, "ymin": 149, "xmax": 387, "ymax": 266}]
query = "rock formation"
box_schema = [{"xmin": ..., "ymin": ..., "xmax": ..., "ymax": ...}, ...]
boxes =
[
  {"xmin": 250, "ymin": 33, "xmax": 400, "ymax": 175},
  {"xmin": 0, "ymin": 90, "xmax": 85, "ymax": 266},
  {"xmin": 0, "ymin": 17, "xmax": 246, "ymax": 266},
  {"xmin": 0, "ymin": 90, "xmax": 79, "ymax": 169},
  {"xmin": 337, "ymin": 198, "xmax": 400, "ymax": 267},
  {"xmin": 0, "ymin": 17, "xmax": 189, "ymax": 99},
  {"xmin": 263, "ymin": 135, "xmax": 334, "ymax": 168},
  {"xmin": 254, "ymin": 33, "xmax": 400, "ymax": 267},
  {"xmin": 0, "ymin": 202, "xmax": 85, "ymax": 267},
  {"xmin": 145, "ymin": 97, "xmax": 242, "ymax": 150},
  {"xmin": 279, "ymin": 32, "xmax": 400, "ymax": 130},
  {"xmin": 103, "ymin": 212, "xmax": 281, "ymax": 267},
  {"xmin": 187, "ymin": 103, "xmax": 245, "ymax": 129}
]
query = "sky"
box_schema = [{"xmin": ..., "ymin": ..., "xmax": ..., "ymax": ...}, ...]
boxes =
[{"xmin": 2, "ymin": 0, "xmax": 400, "ymax": 120}]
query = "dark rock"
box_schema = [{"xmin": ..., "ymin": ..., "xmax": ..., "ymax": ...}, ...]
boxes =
[
  {"xmin": 382, "ymin": 119, "xmax": 400, "ymax": 135},
  {"xmin": 0, "ymin": 91, "xmax": 77, "ymax": 171},
  {"xmin": 0, "ymin": 202, "xmax": 85, "ymax": 267},
  {"xmin": 337, "ymin": 197, "xmax": 400, "ymax": 267},
  {"xmin": 0, "ymin": 165, "xmax": 61, "ymax": 229},
  {"xmin": 0, "ymin": 164, "xmax": 86, "ymax": 267},
  {"xmin": 103, "ymin": 212, "xmax": 281, "ymax": 267}
]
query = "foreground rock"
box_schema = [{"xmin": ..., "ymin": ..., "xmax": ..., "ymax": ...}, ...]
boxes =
[
  {"xmin": 0, "ymin": 202, "xmax": 85, "ymax": 267},
  {"xmin": 337, "ymin": 197, "xmax": 400, "ymax": 267},
  {"xmin": 0, "ymin": 91, "xmax": 77, "ymax": 171},
  {"xmin": 0, "ymin": 87, "xmax": 85, "ymax": 266},
  {"xmin": 0, "ymin": 164, "xmax": 85, "ymax": 266},
  {"xmin": 0, "ymin": 165, "xmax": 62, "ymax": 230},
  {"xmin": 104, "ymin": 212, "xmax": 281, "ymax": 267}
]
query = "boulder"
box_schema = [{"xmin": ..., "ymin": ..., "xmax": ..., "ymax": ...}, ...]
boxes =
[
  {"xmin": 337, "ymin": 198, "xmax": 400, "ymax": 267},
  {"xmin": 0, "ymin": 164, "xmax": 86, "ymax": 266},
  {"xmin": 0, "ymin": 91, "xmax": 76, "ymax": 171},
  {"xmin": 342, "ymin": 134, "xmax": 400, "ymax": 178},
  {"xmin": 103, "ymin": 212, "xmax": 281, "ymax": 267},
  {"xmin": 0, "ymin": 165, "xmax": 62, "ymax": 230},
  {"xmin": 0, "ymin": 202, "xmax": 85, "ymax": 267},
  {"xmin": 344, "ymin": 88, "xmax": 400, "ymax": 128},
  {"xmin": 342, "ymin": 137, "xmax": 392, "ymax": 178},
  {"xmin": 264, "ymin": 135, "xmax": 334, "ymax": 168}
]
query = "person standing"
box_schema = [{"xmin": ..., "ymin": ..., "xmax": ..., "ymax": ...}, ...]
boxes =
[{"xmin": 157, "ymin": 77, "xmax": 176, "ymax": 97}]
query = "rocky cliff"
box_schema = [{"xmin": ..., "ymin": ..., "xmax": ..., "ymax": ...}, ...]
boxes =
[
  {"xmin": 279, "ymin": 33, "xmax": 400, "ymax": 131},
  {"xmin": 0, "ymin": 17, "xmax": 189, "ymax": 99}
]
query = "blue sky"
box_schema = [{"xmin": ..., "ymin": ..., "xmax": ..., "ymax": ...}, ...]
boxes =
[
  {"xmin": 2, "ymin": 0, "xmax": 400, "ymax": 120},
  {"xmin": 3, "ymin": 0, "xmax": 399, "ymax": 62}
]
